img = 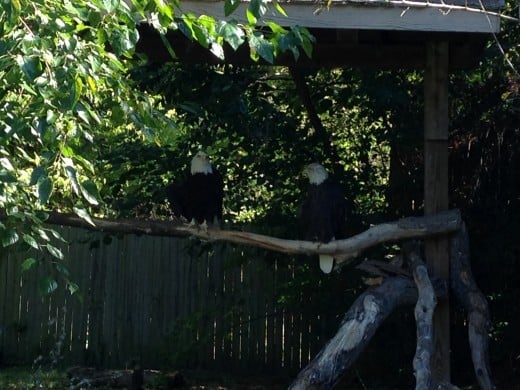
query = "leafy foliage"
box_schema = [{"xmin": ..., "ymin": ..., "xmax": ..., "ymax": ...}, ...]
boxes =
[{"xmin": 0, "ymin": 0, "xmax": 316, "ymax": 291}]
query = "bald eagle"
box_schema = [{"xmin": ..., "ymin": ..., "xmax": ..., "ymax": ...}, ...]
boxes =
[
  {"xmin": 300, "ymin": 163, "xmax": 346, "ymax": 273},
  {"xmin": 166, "ymin": 151, "xmax": 224, "ymax": 225}
]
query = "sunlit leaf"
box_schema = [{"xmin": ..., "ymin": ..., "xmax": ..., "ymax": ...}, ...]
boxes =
[
  {"xmin": 80, "ymin": 179, "xmax": 101, "ymax": 205},
  {"xmin": 22, "ymin": 234, "xmax": 39, "ymax": 250},
  {"xmin": 102, "ymin": 0, "xmax": 119, "ymax": 12},
  {"xmin": 73, "ymin": 206, "xmax": 96, "ymax": 227},
  {"xmin": 65, "ymin": 166, "xmax": 80, "ymax": 195},
  {"xmin": 217, "ymin": 21, "xmax": 245, "ymax": 51},
  {"xmin": 67, "ymin": 282, "xmax": 80, "ymax": 295},
  {"xmin": 1, "ymin": 228, "xmax": 19, "ymax": 247},
  {"xmin": 153, "ymin": 0, "xmax": 173, "ymax": 21},
  {"xmin": 34, "ymin": 227, "xmax": 50, "ymax": 241},
  {"xmin": 266, "ymin": 22, "xmax": 287, "ymax": 34},
  {"xmin": 70, "ymin": 76, "xmax": 83, "ymax": 110},
  {"xmin": 246, "ymin": 8, "xmax": 257, "ymax": 25},
  {"xmin": 0, "ymin": 157, "xmax": 14, "ymax": 171},
  {"xmin": 210, "ymin": 42, "xmax": 225, "ymax": 60},
  {"xmin": 273, "ymin": 0, "xmax": 288, "ymax": 17},
  {"xmin": 249, "ymin": 34, "xmax": 274, "ymax": 64},
  {"xmin": 46, "ymin": 244, "xmax": 64, "ymax": 260}
]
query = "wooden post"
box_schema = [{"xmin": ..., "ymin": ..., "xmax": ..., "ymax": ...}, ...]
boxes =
[{"xmin": 424, "ymin": 41, "xmax": 450, "ymax": 383}]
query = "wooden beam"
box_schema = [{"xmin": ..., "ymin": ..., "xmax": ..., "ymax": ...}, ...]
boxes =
[
  {"xmin": 424, "ymin": 40, "xmax": 450, "ymax": 383},
  {"xmin": 136, "ymin": 25, "xmax": 488, "ymax": 69}
]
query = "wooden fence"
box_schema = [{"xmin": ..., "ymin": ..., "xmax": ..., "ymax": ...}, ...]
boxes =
[{"xmin": 0, "ymin": 227, "xmax": 339, "ymax": 374}]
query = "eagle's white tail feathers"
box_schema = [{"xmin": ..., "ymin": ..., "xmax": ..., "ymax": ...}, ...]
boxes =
[{"xmin": 319, "ymin": 254, "xmax": 334, "ymax": 274}]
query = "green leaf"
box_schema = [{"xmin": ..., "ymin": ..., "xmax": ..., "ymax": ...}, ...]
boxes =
[
  {"xmin": 2, "ymin": 228, "xmax": 19, "ymax": 247},
  {"xmin": 73, "ymin": 154, "xmax": 95, "ymax": 174},
  {"xmin": 210, "ymin": 42, "xmax": 225, "ymax": 60},
  {"xmin": 266, "ymin": 22, "xmax": 288, "ymax": 34},
  {"xmin": 37, "ymin": 177, "xmax": 53, "ymax": 204},
  {"xmin": 11, "ymin": 0, "xmax": 21, "ymax": 12},
  {"xmin": 247, "ymin": 0, "xmax": 267, "ymax": 22},
  {"xmin": 246, "ymin": 8, "xmax": 257, "ymax": 25},
  {"xmin": 80, "ymin": 180, "xmax": 101, "ymax": 205},
  {"xmin": 273, "ymin": 0, "xmax": 288, "ymax": 17},
  {"xmin": 46, "ymin": 109, "xmax": 57, "ymax": 124},
  {"xmin": 67, "ymin": 282, "xmax": 80, "ymax": 295},
  {"xmin": 17, "ymin": 56, "xmax": 42, "ymax": 81},
  {"xmin": 0, "ymin": 157, "xmax": 14, "ymax": 171},
  {"xmin": 46, "ymin": 244, "xmax": 64, "ymax": 260},
  {"xmin": 224, "ymin": 0, "xmax": 241, "ymax": 16},
  {"xmin": 102, "ymin": 0, "xmax": 119, "ymax": 12},
  {"xmin": 159, "ymin": 34, "xmax": 177, "ymax": 59},
  {"xmin": 34, "ymin": 227, "xmax": 50, "ymax": 241},
  {"xmin": 0, "ymin": 171, "xmax": 16, "ymax": 183},
  {"xmin": 217, "ymin": 21, "xmax": 245, "ymax": 51},
  {"xmin": 65, "ymin": 166, "xmax": 80, "ymax": 195},
  {"xmin": 69, "ymin": 76, "xmax": 83, "ymax": 110},
  {"xmin": 49, "ymin": 228, "xmax": 67, "ymax": 243},
  {"xmin": 39, "ymin": 276, "xmax": 58, "ymax": 295},
  {"xmin": 153, "ymin": 0, "xmax": 174, "ymax": 21},
  {"xmin": 60, "ymin": 144, "xmax": 74, "ymax": 158},
  {"xmin": 21, "ymin": 257, "xmax": 39, "ymax": 271},
  {"xmin": 191, "ymin": 24, "xmax": 209, "ymax": 48},
  {"xmin": 73, "ymin": 206, "xmax": 96, "ymax": 227},
  {"xmin": 30, "ymin": 166, "xmax": 47, "ymax": 186},
  {"xmin": 34, "ymin": 211, "xmax": 50, "ymax": 223},
  {"xmin": 54, "ymin": 261, "xmax": 70, "ymax": 276},
  {"xmin": 249, "ymin": 34, "xmax": 274, "ymax": 64},
  {"xmin": 22, "ymin": 234, "xmax": 39, "ymax": 250}
]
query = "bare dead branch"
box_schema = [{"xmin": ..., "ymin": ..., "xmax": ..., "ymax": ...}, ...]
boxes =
[
  {"xmin": 37, "ymin": 209, "xmax": 461, "ymax": 261},
  {"xmin": 403, "ymin": 242, "xmax": 436, "ymax": 390},
  {"xmin": 450, "ymin": 223, "xmax": 494, "ymax": 390},
  {"xmin": 289, "ymin": 274, "xmax": 448, "ymax": 389}
]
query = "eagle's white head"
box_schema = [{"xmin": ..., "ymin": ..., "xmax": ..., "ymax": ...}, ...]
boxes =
[
  {"xmin": 304, "ymin": 163, "xmax": 329, "ymax": 185},
  {"xmin": 191, "ymin": 151, "xmax": 213, "ymax": 175}
]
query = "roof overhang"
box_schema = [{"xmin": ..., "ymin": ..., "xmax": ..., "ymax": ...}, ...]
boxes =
[
  {"xmin": 178, "ymin": 0, "xmax": 502, "ymax": 33},
  {"xmin": 136, "ymin": 0, "xmax": 504, "ymax": 68}
]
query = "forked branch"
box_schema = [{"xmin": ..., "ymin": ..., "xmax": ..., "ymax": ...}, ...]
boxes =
[{"xmin": 42, "ymin": 209, "xmax": 462, "ymax": 263}]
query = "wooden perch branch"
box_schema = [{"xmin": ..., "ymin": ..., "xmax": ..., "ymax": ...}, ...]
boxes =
[
  {"xmin": 403, "ymin": 242, "xmax": 436, "ymax": 390},
  {"xmin": 289, "ymin": 276, "xmax": 446, "ymax": 389},
  {"xmin": 41, "ymin": 209, "xmax": 462, "ymax": 262},
  {"xmin": 450, "ymin": 223, "xmax": 494, "ymax": 390}
]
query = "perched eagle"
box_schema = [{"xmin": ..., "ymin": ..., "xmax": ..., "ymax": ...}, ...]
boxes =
[
  {"xmin": 166, "ymin": 151, "xmax": 224, "ymax": 226},
  {"xmin": 299, "ymin": 163, "xmax": 347, "ymax": 273}
]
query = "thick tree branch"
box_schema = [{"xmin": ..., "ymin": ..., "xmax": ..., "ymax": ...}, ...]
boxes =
[
  {"xmin": 36, "ymin": 209, "xmax": 462, "ymax": 262},
  {"xmin": 403, "ymin": 242, "xmax": 436, "ymax": 390},
  {"xmin": 450, "ymin": 223, "xmax": 494, "ymax": 390},
  {"xmin": 289, "ymin": 275, "xmax": 447, "ymax": 389}
]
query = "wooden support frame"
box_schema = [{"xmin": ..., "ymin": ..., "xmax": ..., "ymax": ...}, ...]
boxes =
[{"xmin": 424, "ymin": 40, "xmax": 451, "ymax": 383}]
